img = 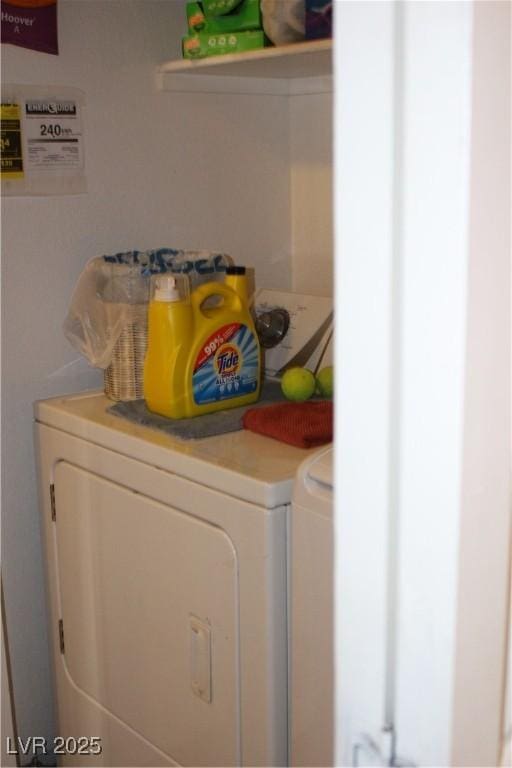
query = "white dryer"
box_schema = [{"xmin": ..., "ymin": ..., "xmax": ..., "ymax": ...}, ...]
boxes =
[
  {"xmin": 289, "ymin": 446, "xmax": 334, "ymax": 767},
  {"xmin": 34, "ymin": 390, "xmax": 315, "ymax": 768}
]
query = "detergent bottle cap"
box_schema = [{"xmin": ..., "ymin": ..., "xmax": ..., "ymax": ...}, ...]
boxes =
[
  {"xmin": 153, "ymin": 275, "xmax": 182, "ymax": 302},
  {"xmin": 225, "ymin": 265, "xmax": 251, "ymax": 306}
]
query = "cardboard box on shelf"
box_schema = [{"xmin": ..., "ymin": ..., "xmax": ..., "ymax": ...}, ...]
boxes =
[
  {"xmin": 202, "ymin": 0, "xmax": 243, "ymax": 17},
  {"xmin": 187, "ymin": 2, "xmax": 207, "ymax": 31},
  {"xmin": 182, "ymin": 29, "xmax": 266, "ymax": 59},
  {"xmin": 186, "ymin": 0, "xmax": 261, "ymax": 34}
]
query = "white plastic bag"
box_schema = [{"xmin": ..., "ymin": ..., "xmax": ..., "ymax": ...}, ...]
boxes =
[{"xmin": 63, "ymin": 249, "xmax": 232, "ymax": 369}]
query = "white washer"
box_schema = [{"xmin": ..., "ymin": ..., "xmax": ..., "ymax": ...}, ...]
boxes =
[
  {"xmin": 289, "ymin": 446, "xmax": 334, "ymax": 767},
  {"xmin": 34, "ymin": 390, "xmax": 316, "ymax": 768}
]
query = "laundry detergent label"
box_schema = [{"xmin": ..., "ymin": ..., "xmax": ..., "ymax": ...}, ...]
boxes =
[{"xmin": 193, "ymin": 323, "xmax": 259, "ymax": 404}]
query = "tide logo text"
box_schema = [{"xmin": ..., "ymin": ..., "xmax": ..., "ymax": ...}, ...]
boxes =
[{"xmin": 216, "ymin": 346, "xmax": 239, "ymax": 375}]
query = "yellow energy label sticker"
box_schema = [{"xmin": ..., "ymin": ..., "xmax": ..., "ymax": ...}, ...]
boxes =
[{"xmin": 1, "ymin": 103, "xmax": 24, "ymax": 179}]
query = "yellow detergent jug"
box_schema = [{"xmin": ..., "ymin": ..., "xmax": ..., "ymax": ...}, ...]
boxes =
[{"xmin": 144, "ymin": 267, "xmax": 261, "ymax": 419}]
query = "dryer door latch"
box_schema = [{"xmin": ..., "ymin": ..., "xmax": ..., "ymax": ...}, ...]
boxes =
[
  {"xmin": 58, "ymin": 619, "xmax": 65, "ymax": 654},
  {"xmin": 50, "ymin": 484, "xmax": 56, "ymax": 521},
  {"xmin": 190, "ymin": 615, "xmax": 212, "ymax": 703}
]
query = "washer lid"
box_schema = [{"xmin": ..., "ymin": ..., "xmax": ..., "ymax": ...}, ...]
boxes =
[
  {"xmin": 293, "ymin": 444, "xmax": 333, "ymax": 517},
  {"xmin": 306, "ymin": 446, "xmax": 334, "ymax": 491}
]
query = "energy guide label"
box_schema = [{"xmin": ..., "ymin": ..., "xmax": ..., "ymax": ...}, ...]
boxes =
[{"xmin": 24, "ymin": 99, "xmax": 83, "ymax": 170}]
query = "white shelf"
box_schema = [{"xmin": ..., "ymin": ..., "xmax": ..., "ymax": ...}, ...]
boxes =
[{"xmin": 157, "ymin": 39, "xmax": 333, "ymax": 95}]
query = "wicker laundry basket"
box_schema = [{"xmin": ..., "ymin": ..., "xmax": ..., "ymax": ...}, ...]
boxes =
[
  {"xmin": 104, "ymin": 303, "xmax": 148, "ymax": 401},
  {"xmin": 62, "ymin": 249, "xmax": 233, "ymax": 402}
]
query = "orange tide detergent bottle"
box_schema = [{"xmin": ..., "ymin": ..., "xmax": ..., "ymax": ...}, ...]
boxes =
[{"xmin": 143, "ymin": 266, "xmax": 261, "ymax": 419}]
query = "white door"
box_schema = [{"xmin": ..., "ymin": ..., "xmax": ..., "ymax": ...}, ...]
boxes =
[
  {"xmin": 333, "ymin": 2, "xmax": 511, "ymax": 766},
  {"xmin": 54, "ymin": 461, "xmax": 240, "ymax": 767}
]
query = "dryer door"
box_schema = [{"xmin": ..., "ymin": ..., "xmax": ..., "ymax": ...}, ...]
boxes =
[{"xmin": 53, "ymin": 461, "xmax": 239, "ymax": 767}]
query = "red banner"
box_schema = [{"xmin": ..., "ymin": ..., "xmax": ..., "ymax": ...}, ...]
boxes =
[
  {"xmin": 194, "ymin": 323, "xmax": 240, "ymax": 372},
  {"xmin": 1, "ymin": 0, "xmax": 58, "ymax": 55}
]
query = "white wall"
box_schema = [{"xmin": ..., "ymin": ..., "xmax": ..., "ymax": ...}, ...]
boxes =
[
  {"xmin": 1, "ymin": 0, "xmax": 300, "ymax": 743},
  {"xmin": 290, "ymin": 92, "xmax": 333, "ymax": 297}
]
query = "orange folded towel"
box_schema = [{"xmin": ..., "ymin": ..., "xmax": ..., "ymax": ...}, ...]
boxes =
[{"xmin": 242, "ymin": 400, "xmax": 333, "ymax": 449}]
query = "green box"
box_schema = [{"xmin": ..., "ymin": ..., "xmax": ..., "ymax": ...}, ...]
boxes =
[
  {"xmin": 202, "ymin": 0, "xmax": 242, "ymax": 17},
  {"xmin": 182, "ymin": 30, "xmax": 266, "ymax": 60},
  {"xmin": 186, "ymin": 0, "xmax": 261, "ymax": 34},
  {"xmin": 186, "ymin": 3, "xmax": 207, "ymax": 31}
]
